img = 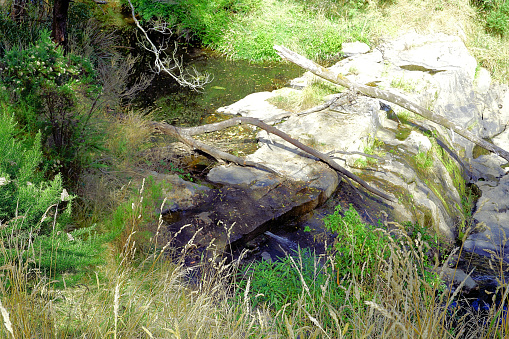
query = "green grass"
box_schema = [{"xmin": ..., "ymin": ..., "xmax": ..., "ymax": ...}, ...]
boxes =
[
  {"xmin": 414, "ymin": 150, "xmax": 434, "ymax": 172},
  {"xmin": 268, "ymin": 77, "xmax": 344, "ymax": 112},
  {"xmin": 391, "ymin": 76, "xmax": 416, "ymax": 92},
  {"xmin": 3, "ymin": 198, "xmax": 507, "ymax": 337},
  {"xmin": 214, "ymin": 0, "xmax": 372, "ymax": 62},
  {"xmin": 353, "ymin": 137, "xmax": 384, "ymax": 168}
]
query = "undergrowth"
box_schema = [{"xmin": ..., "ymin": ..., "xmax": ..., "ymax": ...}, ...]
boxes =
[{"xmin": 0, "ymin": 189, "xmax": 508, "ymax": 337}]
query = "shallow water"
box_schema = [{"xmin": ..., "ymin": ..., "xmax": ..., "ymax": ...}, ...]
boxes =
[{"xmin": 134, "ymin": 48, "xmax": 303, "ymax": 126}]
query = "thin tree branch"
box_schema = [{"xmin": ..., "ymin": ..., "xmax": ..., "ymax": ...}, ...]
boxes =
[{"xmin": 127, "ymin": 0, "xmax": 212, "ymax": 90}]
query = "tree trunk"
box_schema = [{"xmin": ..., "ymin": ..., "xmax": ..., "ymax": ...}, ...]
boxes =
[
  {"xmin": 273, "ymin": 45, "xmax": 509, "ymax": 163},
  {"xmin": 51, "ymin": 0, "xmax": 71, "ymax": 50}
]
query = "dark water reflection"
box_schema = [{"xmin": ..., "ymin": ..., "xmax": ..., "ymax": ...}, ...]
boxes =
[{"xmin": 134, "ymin": 48, "xmax": 303, "ymax": 126}]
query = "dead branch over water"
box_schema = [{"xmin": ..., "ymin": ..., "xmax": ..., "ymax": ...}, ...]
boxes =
[{"xmin": 150, "ymin": 118, "xmax": 394, "ymax": 202}]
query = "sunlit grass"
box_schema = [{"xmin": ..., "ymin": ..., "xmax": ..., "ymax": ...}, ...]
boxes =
[
  {"xmin": 216, "ymin": 0, "xmax": 509, "ymax": 83},
  {"xmin": 216, "ymin": 0, "xmax": 376, "ymax": 62},
  {"xmin": 268, "ymin": 76, "xmax": 344, "ymax": 112},
  {"xmin": 2, "ymin": 193, "xmax": 508, "ymax": 337}
]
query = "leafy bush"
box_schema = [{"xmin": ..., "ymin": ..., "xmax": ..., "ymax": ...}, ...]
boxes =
[
  {"xmin": 0, "ymin": 1, "xmax": 50, "ymax": 56},
  {"xmin": 0, "ymin": 30, "xmax": 101, "ymax": 179},
  {"xmin": 0, "ymin": 107, "xmax": 103, "ymax": 278},
  {"xmin": 0, "ymin": 110, "xmax": 65, "ymax": 228},
  {"xmin": 324, "ymin": 204, "xmax": 389, "ymax": 283}
]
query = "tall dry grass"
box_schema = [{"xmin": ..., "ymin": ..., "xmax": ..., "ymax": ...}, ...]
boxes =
[
  {"xmin": 0, "ymin": 191, "xmax": 508, "ymax": 338},
  {"xmin": 0, "ymin": 180, "xmax": 278, "ymax": 338}
]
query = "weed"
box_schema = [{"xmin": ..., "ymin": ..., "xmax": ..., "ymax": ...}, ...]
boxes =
[
  {"xmin": 391, "ymin": 76, "xmax": 416, "ymax": 92},
  {"xmin": 169, "ymin": 162, "xmax": 193, "ymax": 182},
  {"xmin": 324, "ymin": 204, "xmax": 390, "ymax": 284},
  {"xmin": 414, "ymin": 149, "xmax": 434, "ymax": 172},
  {"xmin": 353, "ymin": 137, "xmax": 384, "ymax": 168}
]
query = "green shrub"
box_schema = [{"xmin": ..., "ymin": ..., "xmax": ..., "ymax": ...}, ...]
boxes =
[
  {"xmin": 0, "ymin": 30, "xmax": 101, "ymax": 180},
  {"xmin": 0, "ymin": 112, "xmax": 63, "ymax": 228},
  {"xmin": 486, "ymin": 1, "xmax": 509, "ymax": 37},
  {"xmin": 0, "ymin": 108, "xmax": 103, "ymax": 279},
  {"xmin": 471, "ymin": 0, "xmax": 509, "ymax": 37},
  {"xmin": 324, "ymin": 204, "xmax": 389, "ymax": 283}
]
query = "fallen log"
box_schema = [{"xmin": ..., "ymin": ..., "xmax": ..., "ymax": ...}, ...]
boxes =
[
  {"xmin": 151, "ymin": 118, "xmax": 394, "ymax": 202},
  {"xmin": 274, "ymin": 45, "xmax": 509, "ymax": 163}
]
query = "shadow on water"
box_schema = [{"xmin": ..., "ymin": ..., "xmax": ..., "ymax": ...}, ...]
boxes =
[{"xmin": 133, "ymin": 48, "xmax": 303, "ymax": 126}]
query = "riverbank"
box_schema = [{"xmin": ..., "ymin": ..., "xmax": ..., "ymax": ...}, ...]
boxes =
[
  {"xmin": 121, "ymin": 0, "xmax": 509, "ymax": 82},
  {"xmin": 1, "ymin": 0, "xmax": 509, "ymax": 337}
]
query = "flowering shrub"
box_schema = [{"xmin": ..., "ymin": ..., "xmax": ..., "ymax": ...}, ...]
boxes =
[
  {"xmin": 0, "ymin": 31, "xmax": 100, "ymax": 179},
  {"xmin": 0, "ymin": 31, "xmax": 96, "ymax": 96}
]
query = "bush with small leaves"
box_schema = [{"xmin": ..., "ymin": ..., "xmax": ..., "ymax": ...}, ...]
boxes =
[
  {"xmin": 0, "ymin": 102, "xmax": 103, "ymax": 278},
  {"xmin": 0, "ymin": 30, "xmax": 101, "ymax": 180}
]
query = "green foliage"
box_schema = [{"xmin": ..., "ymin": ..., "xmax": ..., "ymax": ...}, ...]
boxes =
[
  {"xmin": 0, "ymin": 109, "xmax": 104, "ymax": 279},
  {"xmin": 220, "ymin": 0, "xmax": 349, "ymax": 61},
  {"xmin": 294, "ymin": 0, "xmax": 370, "ymax": 19},
  {"xmin": 324, "ymin": 204, "xmax": 389, "ymax": 282},
  {"xmin": 0, "ymin": 32, "xmax": 96, "ymax": 95},
  {"xmin": 103, "ymin": 177, "xmax": 172, "ymax": 254},
  {"xmin": 239, "ymin": 256, "xmax": 302, "ymax": 309},
  {"xmin": 127, "ymin": 0, "xmax": 260, "ymax": 46},
  {"xmin": 486, "ymin": 1, "xmax": 509, "ymax": 37},
  {"xmin": 472, "ymin": 0, "xmax": 509, "ymax": 37},
  {"xmin": 0, "ymin": 2, "xmax": 49, "ymax": 56},
  {"xmin": 168, "ymin": 162, "xmax": 193, "ymax": 182},
  {"xmin": 0, "ymin": 31, "xmax": 101, "ymax": 180},
  {"xmin": 268, "ymin": 78, "xmax": 343, "ymax": 112},
  {"xmin": 127, "ymin": 0, "xmax": 367, "ymax": 62},
  {"xmin": 354, "ymin": 137, "xmax": 385, "ymax": 168},
  {"xmin": 0, "ymin": 111, "xmax": 62, "ymax": 229},
  {"xmin": 237, "ymin": 248, "xmax": 346, "ymax": 330}
]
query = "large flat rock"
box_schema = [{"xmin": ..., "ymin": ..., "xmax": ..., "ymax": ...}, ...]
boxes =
[{"xmin": 159, "ymin": 32, "xmax": 509, "ymax": 263}]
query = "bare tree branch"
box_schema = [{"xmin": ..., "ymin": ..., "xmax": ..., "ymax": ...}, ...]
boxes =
[
  {"xmin": 151, "ymin": 118, "xmax": 395, "ymax": 202},
  {"xmin": 274, "ymin": 45, "xmax": 509, "ymax": 163},
  {"xmin": 127, "ymin": 0, "xmax": 212, "ymax": 90}
]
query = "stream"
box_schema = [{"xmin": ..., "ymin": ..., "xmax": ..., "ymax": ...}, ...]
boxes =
[
  {"xmin": 133, "ymin": 47, "xmax": 303, "ymax": 126},
  {"xmin": 133, "ymin": 44, "xmax": 506, "ymax": 322}
]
